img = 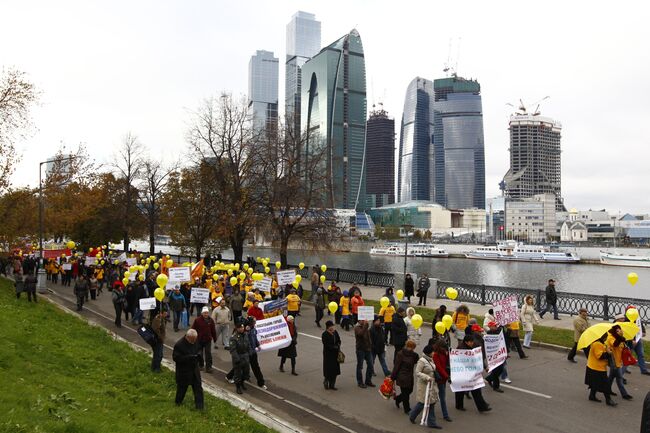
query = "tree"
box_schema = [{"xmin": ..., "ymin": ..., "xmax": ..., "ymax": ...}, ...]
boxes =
[
  {"xmin": 0, "ymin": 68, "xmax": 39, "ymax": 191},
  {"xmin": 140, "ymin": 157, "xmax": 176, "ymax": 254},
  {"xmin": 0, "ymin": 188, "xmax": 38, "ymax": 251},
  {"xmin": 186, "ymin": 94, "xmax": 260, "ymax": 263}
]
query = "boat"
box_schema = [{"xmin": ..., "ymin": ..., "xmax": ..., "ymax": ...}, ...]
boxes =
[
  {"xmin": 369, "ymin": 244, "xmax": 404, "ymax": 256},
  {"xmin": 600, "ymin": 251, "xmax": 650, "ymax": 268},
  {"xmin": 369, "ymin": 243, "xmax": 449, "ymax": 258},
  {"xmin": 465, "ymin": 240, "xmax": 580, "ymax": 263}
]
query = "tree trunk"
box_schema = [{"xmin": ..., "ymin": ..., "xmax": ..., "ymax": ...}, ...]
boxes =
[
  {"xmin": 280, "ymin": 236, "xmax": 289, "ymax": 268},
  {"xmin": 148, "ymin": 215, "xmax": 155, "ymax": 255},
  {"xmin": 123, "ymin": 231, "xmax": 130, "ymax": 253}
]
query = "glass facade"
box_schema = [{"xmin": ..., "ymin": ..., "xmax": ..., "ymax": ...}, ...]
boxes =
[
  {"xmin": 248, "ymin": 50, "xmax": 279, "ymax": 133},
  {"xmin": 397, "ymin": 77, "xmax": 435, "ymax": 203},
  {"xmin": 365, "ymin": 108, "xmax": 395, "ymax": 207},
  {"xmin": 301, "ymin": 30, "xmax": 367, "ymax": 210}
]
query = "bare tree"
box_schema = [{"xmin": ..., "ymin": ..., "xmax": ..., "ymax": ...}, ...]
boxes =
[
  {"xmin": 140, "ymin": 157, "xmax": 177, "ymax": 254},
  {"xmin": 0, "ymin": 67, "xmax": 39, "ymax": 191}
]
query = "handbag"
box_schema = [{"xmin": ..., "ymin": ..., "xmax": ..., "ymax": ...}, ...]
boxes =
[
  {"xmin": 337, "ymin": 350, "xmax": 345, "ymax": 364},
  {"xmin": 622, "ymin": 346, "xmax": 637, "ymax": 366}
]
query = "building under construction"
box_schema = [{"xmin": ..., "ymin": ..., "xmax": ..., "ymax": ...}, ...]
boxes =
[
  {"xmin": 502, "ymin": 113, "xmax": 565, "ymax": 211},
  {"xmin": 365, "ymin": 106, "xmax": 395, "ymax": 208}
]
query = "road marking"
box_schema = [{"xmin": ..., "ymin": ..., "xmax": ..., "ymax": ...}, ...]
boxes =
[
  {"xmin": 299, "ymin": 332, "xmax": 322, "ymax": 340},
  {"xmin": 501, "ymin": 384, "xmax": 552, "ymax": 399}
]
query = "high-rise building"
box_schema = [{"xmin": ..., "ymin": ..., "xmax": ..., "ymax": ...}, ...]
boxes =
[
  {"xmin": 301, "ymin": 29, "xmax": 367, "ymax": 210},
  {"xmin": 505, "ymin": 193, "xmax": 557, "ymax": 242},
  {"xmin": 248, "ymin": 50, "xmax": 279, "ymax": 133},
  {"xmin": 502, "ymin": 113, "xmax": 564, "ymax": 211},
  {"xmin": 285, "ymin": 11, "xmax": 321, "ymax": 136},
  {"xmin": 397, "ymin": 77, "xmax": 435, "ymax": 203},
  {"xmin": 366, "ymin": 106, "xmax": 395, "ymax": 208},
  {"xmin": 432, "ymin": 76, "xmax": 485, "ymax": 210}
]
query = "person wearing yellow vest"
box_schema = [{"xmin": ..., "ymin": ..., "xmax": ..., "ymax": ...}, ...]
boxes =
[
  {"xmin": 506, "ymin": 320, "xmax": 527, "ymax": 359},
  {"xmin": 339, "ymin": 291, "xmax": 351, "ymax": 331},
  {"xmin": 94, "ymin": 267, "xmax": 105, "ymax": 294},
  {"xmin": 451, "ymin": 305, "xmax": 470, "ymax": 340},
  {"xmin": 378, "ymin": 303, "xmax": 396, "ymax": 345},
  {"xmin": 607, "ymin": 325, "xmax": 632, "ymax": 400},
  {"xmin": 270, "ymin": 278, "xmax": 279, "ymax": 300},
  {"xmin": 585, "ymin": 333, "xmax": 616, "ymax": 405},
  {"xmin": 286, "ymin": 289, "xmax": 301, "ymax": 318}
]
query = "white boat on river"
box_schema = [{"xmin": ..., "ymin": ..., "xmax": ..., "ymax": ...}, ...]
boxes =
[
  {"xmin": 600, "ymin": 251, "xmax": 650, "ymax": 268},
  {"xmin": 369, "ymin": 243, "xmax": 449, "ymax": 258},
  {"xmin": 466, "ymin": 241, "xmax": 580, "ymax": 263}
]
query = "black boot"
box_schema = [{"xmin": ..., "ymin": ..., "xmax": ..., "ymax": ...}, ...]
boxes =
[
  {"xmin": 329, "ymin": 378, "xmax": 338, "ymax": 391},
  {"xmin": 236, "ymin": 384, "xmax": 243, "ymax": 394},
  {"xmin": 324, "ymin": 379, "xmax": 329, "ymax": 390},
  {"xmin": 605, "ymin": 395, "xmax": 617, "ymax": 406}
]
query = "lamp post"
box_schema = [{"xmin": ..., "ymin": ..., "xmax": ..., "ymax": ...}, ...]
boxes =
[{"xmin": 401, "ymin": 223, "xmax": 414, "ymax": 281}]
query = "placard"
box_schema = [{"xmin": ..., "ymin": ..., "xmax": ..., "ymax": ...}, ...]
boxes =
[
  {"xmin": 190, "ymin": 288, "xmax": 210, "ymax": 304},
  {"xmin": 253, "ymin": 276, "xmax": 272, "ymax": 292},
  {"xmin": 493, "ymin": 295, "xmax": 519, "ymax": 326},
  {"xmin": 357, "ymin": 306, "xmax": 375, "ymax": 321},
  {"xmin": 450, "ymin": 347, "xmax": 486, "ymax": 392},
  {"xmin": 85, "ymin": 257, "xmax": 98, "ymax": 267},
  {"xmin": 255, "ymin": 315, "xmax": 292, "ymax": 352},
  {"xmin": 260, "ymin": 299, "xmax": 287, "ymax": 317},
  {"xmin": 62, "ymin": 264, "xmax": 72, "ymax": 271},
  {"xmin": 125, "ymin": 258, "xmax": 137, "ymax": 266},
  {"xmin": 276, "ymin": 270, "xmax": 296, "ymax": 286},
  {"xmin": 139, "ymin": 297, "xmax": 157, "ymax": 310},
  {"xmin": 116, "ymin": 252, "xmax": 127, "ymax": 263},
  {"xmin": 168, "ymin": 266, "xmax": 191, "ymax": 284},
  {"xmin": 484, "ymin": 331, "xmax": 508, "ymax": 372}
]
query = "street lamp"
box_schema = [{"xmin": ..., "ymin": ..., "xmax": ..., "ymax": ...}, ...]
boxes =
[{"xmin": 401, "ymin": 223, "xmax": 414, "ymax": 281}]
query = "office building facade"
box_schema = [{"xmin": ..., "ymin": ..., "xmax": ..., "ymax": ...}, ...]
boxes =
[
  {"xmin": 301, "ymin": 29, "xmax": 367, "ymax": 210},
  {"xmin": 505, "ymin": 193, "xmax": 557, "ymax": 242},
  {"xmin": 248, "ymin": 50, "xmax": 279, "ymax": 133},
  {"xmin": 365, "ymin": 106, "xmax": 395, "ymax": 208}
]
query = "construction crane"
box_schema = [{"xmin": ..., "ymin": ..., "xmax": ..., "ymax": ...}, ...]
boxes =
[{"xmin": 506, "ymin": 96, "xmax": 550, "ymax": 116}]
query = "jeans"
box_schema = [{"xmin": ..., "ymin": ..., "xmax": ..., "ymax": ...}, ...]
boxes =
[
  {"xmin": 172, "ymin": 310, "xmax": 183, "ymax": 330},
  {"xmin": 437, "ymin": 382, "xmax": 449, "ymax": 419},
  {"xmin": 629, "ymin": 340, "xmax": 648, "ymax": 373},
  {"xmin": 500, "ymin": 361, "xmax": 509, "ymax": 380},
  {"xmin": 539, "ymin": 302, "xmax": 558, "ymax": 319},
  {"xmin": 356, "ymin": 349, "xmax": 374, "ymax": 385},
  {"xmin": 372, "ymin": 351, "xmax": 391, "ymax": 376},
  {"xmin": 151, "ymin": 341, "xmax": 163, "ymax": 371},
  {"xmin": 215, "ymin": 323, "xmax": 230, "ymax": 347},
  {"xmin": 609, "ymin": 366, "xmax": 630, "ymax": 397},
  {"xmin": 523, "ymin": 331, "xmax": 533, "ymax": 347},
  {"xmin": 132, "ymin": 308, "xmax": 144, "ymax": 325},
  {"xmin": 409, "ymin": 401, "xmax": 438, "ymax": 427}
]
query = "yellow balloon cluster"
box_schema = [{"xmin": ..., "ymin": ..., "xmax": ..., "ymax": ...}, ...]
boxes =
[{"xmin": 445, "ymin": 287, "xmax": 458, "ymax": 300}]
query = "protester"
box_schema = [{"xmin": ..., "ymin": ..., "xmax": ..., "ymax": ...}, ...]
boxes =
[
  {"xmin": 247, "ymin": 299, "xmax": 265, "ymax": 321},
  {"xmin": 416, "ymin": 274, "xmax": 430, "ymax": 306},
  {"xmin": 409, "ymin": 345, "xmax": 441, "ymax": 429},
  {"xmin": 354, "ymin": 319, "xmax": 375, "ymax": 388},
  {"xmin": 624, "ymin": 305, "xmax": 650, "ymax": 376},
  {"xmin": 392, "ymin": 340, "xmax": 419, "ymax": 414},
  {"xmin": 229, "ymin": 319, "xmax": 250, "ymax": 394},
  {"xmin": 392, "ymin": 308, "xmax": 408, "ymax": 361},
  {"xmin": 585, "ymin": 333, "xmax": 616, "ymax": 406},
  {"xmin": 385, "ymin": 287, "xmax": 396, "ymax": 306},
  {"xmin": 311, "ymin": 267, "xmax": 320, "ymax": 297},
  {"xmin": 404, "ymin": 273, "xmax": 415, "ymax": 302},
  {"xmin": 483, "ymin": 308, "xmax": 496, "ymax": 329},
  {"xmin": 279, "ymin": 315, "xmax": 298, "ymax": 375},
  {"xmin": 74, "ymin": 276, "xmax": 89, "ymax": 311},
  {"xmin": 169, "ymin": 287, "xmax": 187, "ymax": 332},
  {"xmin": 568, "ymin": 308, "xmax": 590, "ymax": 362},
  {"xmin": 230, "ymin": 288, "xmax": 244, "ymax": 324},
  {"xmin": 151, "ymin": 308, "xmax": 168, "ymax": 373},
  {"xmin": 172, "ymin": 329, "xmax": 204, "ymax": 409},
  {"xmin": 211, "ymin": 298, "xmax": 231, "ymax": 349},
  {"xmin": 405, "ymin": 307, "xmax": 422, "ymax": 345},
  {"xmin": 506, "ymin": 320, "xmax": 527, "ymax": 359},
  {"xmin": 339, "ymin": 290, "xmax": 352, "ymax": 331},
  {"xmin": 246, "ymin": 317, "xmax": 267, "ymax": 389},
  {"xmin": 321, "ymin": 320, "xmax": 342, "ymax": 390},
  {"xmin": 452, "ymin": 305, "xmax": 470, "ymax": 341},
  {"xmin": 539, "ymin": 278, "xmax": 560, "ymax": 320},
  {"xmin": 191, "ymin": 307, "xmax": 217, "ymax": 373},
  {"xmin": 89, "ymin": 274, "xmax": 99, "ymax": 300},
  {"xmin": 607, "ymin": 325, "xmax": 632, "ymax": 400},
  {"xmin": 314, "ymin": 284, "xmax": 326, "ymax": 328},
  {"xmin": 24, "ymin": 272, "xmax": 37, "ymax": 303},
  {"xmin": 520, "ymin": 295, "xmax": 539, "ymax": 348},
  {"xmin": 454, "ymin": 335, "xmax": 491, "ymax": 412},
  {"xmin": 111, "ymin": 283, "xmax": 127, "ymax": 328},
  {"xmin": 379, "ymin": 300, "xmax": 396, "ymax": 344},
  {"xmin": 432, "ymin": 339, "xmax": 452, "ymax": 422},
  {"xmin": 286, "ymin": 289, "xmax": 301, "ymax": 318},
  {"xmin": 370, "ymin": 316, "xmax": 391, "ymax": 376},
  {"xmin": 350, "ymin": 290, "xmax": 365, "ymax": 325},
  {"xmin": 328, "ymin": 284, "xmax": 342, "ymax": 325}
]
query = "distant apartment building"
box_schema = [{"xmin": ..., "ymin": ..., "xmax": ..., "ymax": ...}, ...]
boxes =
[{"xmin": 505, "ymin": 193, "xmax": 557, "ymax": 242}]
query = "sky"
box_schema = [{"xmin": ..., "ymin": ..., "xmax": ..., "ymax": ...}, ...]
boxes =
[{"xmin": 1, "ymin": 0, "xmax": 649, "ymax": 213}]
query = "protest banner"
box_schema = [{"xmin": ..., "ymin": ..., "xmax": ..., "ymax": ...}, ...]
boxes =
[
  {"xmin": 125, "ymin": 258, "xmax": 137, "ymax": 266},
  {"xmin": 493, "ymin": 295, "xmax": 519, "ymax": 326},
  {"xmin": 450, "ymin": 347, "xmax": 486, "ymax": 392},
  {"xmin": 357, "ymin": 306, "xmax": 375, "ymax": 321},
  {"xmin": 62, "ymin": 264, "xmax": 72, "ymax": 271},
  {"xmin": 85, "ymin": 257, "xmax": 98, "ymax": 267},
  {"xmin": 484, "ymin": 331, "xmax": 508, "ymax": 372},
  {"xmin": 116, "ymin": 252, "xmax": 127, "ymax": 263},
  {"xmin": 139, "ymin": 297, "xmax": 157, "ymax": 310},
  {"xmin": 276, "ymin": 270, "xmax": 296, "ymax": 286},
  {"xmin": 260, "ymin": 299, "xmax": 287, "ymax": 317},
  {"xmin": 168, "ymin": 266, "xmax": 191, "ymax": 284},
  {"xmin": 255, "ymin": 315, "xmax": 292, "ymax": 352},
  {"xmin": 190, "ymin": 288, "xmax": 210, "ymax": 304},
  {"xmin": 253, "ymin": 276, "xmax": 272, "ymax": 292}
]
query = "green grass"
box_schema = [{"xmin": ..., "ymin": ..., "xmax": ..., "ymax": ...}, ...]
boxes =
[{"xmin": 0, "ymin": 278, "xmax": 273, "ymax": 433}]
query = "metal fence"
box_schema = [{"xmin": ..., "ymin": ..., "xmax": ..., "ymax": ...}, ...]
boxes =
[{"xmin": 436, "ymin": 280, "xmax": 650, "ymax": 324}]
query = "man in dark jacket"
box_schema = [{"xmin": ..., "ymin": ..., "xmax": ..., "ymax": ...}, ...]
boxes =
[
  {"xmin": 24, "ymin": 273, "xmax": 38, "ymax": 302},
  {"xmin": 246, "ymin": 317, "xmax": 266, "ymax": 388},
  {"xmin": 416, "ymin": 274, "xmax": 430, "ymax": 306},
  {"xmin": 172, "ymin": 329, "xmax": 204, "ymax": 409},
  {"xmin": 314, "ymin": 285, "xmax": 326, "ymax": 328},
  {"xmin": 354, "ymin": 319, "xmax": 374, "ymax": 388},
  {"xmin": 229, "ymin": 319, "xmax": 251, "ymax": 394},
  {"xmin": 151, "ymin": 309, "xmax": 168, "ymax": 372},
  {"xmin": 392, "ymin": 308, "xmax": 408, "ymax": 361},
  {"xmin": 539, "ymin": 279, "xmax": 559, "ymax": 320},
  {"xmin": 73, "ymin": 277, "xmax": 89, "ymax": 311},
  {"xmin": 229, "ymin": 289, "xmax": 244, "ymax": 324},
  {"xmin": 191, "ymin": 307, "xmax": 217, "ymax": 373},
  {"xmin": 370, "ymin": 316, "xmax": 391, "ymax": 376},
  {"xmin": 454, "ymin": 335, "xmax": 491, "ymax": 412}
]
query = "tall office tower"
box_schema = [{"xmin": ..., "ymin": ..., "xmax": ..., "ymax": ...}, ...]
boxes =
[
  {"xmin": 366, "ymin": 106, "xmax": 395, "ymax": 208},
  {"xmin": 301, "ymin": 29, "xmax": 367, "ymax": 210},
  {"xmin": 285, "ymin": 11, "xmax": 321, "ymax": 135},
  {"xmin": 397, "ymin": 77, "xmax": 435, "ymax": 203},
  {"xmin": 502, "ymin": 113, "xmax": 564, "ymax": 211},
  {"xmin": 432, "ymin": 76, "xmax": 485, "ymax": 209},
  {"xmin": 248, "ymin": 50, "xmax": 279, "ymax": 133}
]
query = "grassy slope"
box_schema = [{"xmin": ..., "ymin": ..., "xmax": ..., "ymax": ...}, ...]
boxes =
[{"xmin": 0, "ymin": 278, "xmax": 273, "ymax": 433}]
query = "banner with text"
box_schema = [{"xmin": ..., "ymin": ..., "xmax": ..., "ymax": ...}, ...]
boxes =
[
  {"xmin": 357, "ymin": 306, "xmax": 375, "ymax": 321},
  {"xmin": 139, "ymin": 297, "xmax": 157, "ymax": 311},
  {"xmin": 493, "ymin": 295, "xmax": 519, "ymax": 326},
  {"xmin": 255, "ymin": 315, "xmax": 292, "ymax": 352},
  {"xmin": 484, "ymin": 331, "xmax": 508, "ymax": 372},
  {"xmin": 260, "ymin": 298, "xmax": 287, "ymax": 317},
  {"xmin": 450, "ymin": 347, "xmax": 486, "ymax": 392},
  {"xmin": 168, "ymin": 266, "xmax": 191, "ymax": 284},
  {"xmin": 190, "ymin": 288, "xmax": 210, "ymax": 304},
  {"xmin": 253, "ymin": 277, "xmax": 272, "ymax": 292},
  {"xmin": 276, "ymin": 270, "xmax": 296, "ymax": 286}
]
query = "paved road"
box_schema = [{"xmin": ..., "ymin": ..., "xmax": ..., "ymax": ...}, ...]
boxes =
[{"xmin": 44, "ymin": 283, "xmax": 647, "ymax": 433}]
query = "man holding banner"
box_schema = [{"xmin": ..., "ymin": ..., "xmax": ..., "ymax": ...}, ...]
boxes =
[{"xmin": 451, "ymin": 335, "xmax": 491, "ymax": 413}]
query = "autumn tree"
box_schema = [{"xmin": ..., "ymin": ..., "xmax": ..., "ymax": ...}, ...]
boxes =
[
  {"xmin": 140, "ymin": 157, "xmax": 177, "ymax": 254},
  {"xmin": 0, "ymin": 188, "xmax": 38, "ymax": 251}
]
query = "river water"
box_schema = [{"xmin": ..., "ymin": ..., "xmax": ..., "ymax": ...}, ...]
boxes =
[{"xmin": 128, "ymin": 241, "xmax": 650, "ymax": 299}]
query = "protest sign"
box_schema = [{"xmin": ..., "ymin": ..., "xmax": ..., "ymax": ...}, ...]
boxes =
[
  {"xmin": 139, "ymin": 297, "xmax": 157, "ymax": 311},
  {"xmin": 450, "ymin": 347, "xmax": 486, "ymax": 392},
  {"xmin": 168, "ymin": 266, "xmax": 191, "ymax": 284},
  {"xmin": 260, "ymin": 299, "xmax": 287, "ymax": 317},
  {"xmin": 85, "ymin": 257, "xmax": 98, "ymax": 267},
  {"xmin": 116, "ymin": 252, "xmax": 127, "ymax": 263},
  {"xmin": 255, "ymin": 315, "xmax": 292, "ymax": 352},
  {"xmin": 190, "ymin": 288, "xmax": 210, "ymax": 304},
  {"xmin": 253, "ymin": 276, "xmax": 272, "ymax": 292},
  {"xmin": 484, "ymin": 331, "xmax": 508, "ymax": 372},
  {"xmin": 62, "ymin": 264, "xmax": 72, "ymax": 271},
  {"xmin": 276, "ymin": 270, "xmax": 296, "ymax": 286},
  {"xmin": 493, "ymin": 295, "xmax": 519, "ymax": 326},
  {"xmin": 129, "ymin": 272, "xmax": 136, "ymax": 281},
  {"xmin": 357, "ymin": 306, "xmax": 375, "ymax": 321},
  {"xmin": 125, "ymin": 258, "xmax": 137, "ymax": 266}
]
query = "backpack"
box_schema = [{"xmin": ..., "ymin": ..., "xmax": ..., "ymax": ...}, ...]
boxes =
[{"xmin": 137, "ymin": 325, "xmax": 158, "ymax": 346}]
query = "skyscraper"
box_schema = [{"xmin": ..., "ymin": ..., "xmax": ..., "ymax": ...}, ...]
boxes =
[
  {"xmin": 502, "ymin": 113, "xmax": 564, "ymax": 211},
  {"xmin": 248, "ymin": 50, "xmax": 279, "ymax": 133},
  {"xmin": 432, "ymin": 76, "xmax": 485, "ymax": 209},
  {"xmin": 302, "ymin": 29, "xmax": 367, "ymax": 210},
  {"xmin": 397, "ymin": 77, "xmax": 434, "ymax": 203},
  {"xmin": 366, "ymin": 106, "xmax": 395, "ymax": 208},
  {"xmin": 285, "ymin": 11, "xmax": 321, "ymax": 135}
]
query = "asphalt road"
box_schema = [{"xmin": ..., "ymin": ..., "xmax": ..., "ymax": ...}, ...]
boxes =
[{"xmin": 44, "ymin": 284, "xmax": 648, "ymax": 433}]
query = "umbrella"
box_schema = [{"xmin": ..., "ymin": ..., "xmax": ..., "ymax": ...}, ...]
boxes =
[{"xmin": 577, "ymin": 322, "xmax": 639, "ymax": 350}]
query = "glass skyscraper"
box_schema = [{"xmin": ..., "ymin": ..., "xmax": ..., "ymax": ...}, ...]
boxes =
[
  {"xmin": 285, "ymin": 11, "xmax": 321, "ymax": 136},
  {"xmin": 397, "ymin": 77, "xmax": 434, "ymax": 203},
  {"xmin": 366, "ymin": 106, "xmax": 395, "ymax": 207},
  {"xmin": 301, "ymin": 29, "xmax": 367, "ymax": 210},
  {"xmin": 432, "ymin": 76, "xmax": 485, "ymax": 209},
  {"xmin": 248, "ymin": 50, "xmax": 279, "ymax": 133}
]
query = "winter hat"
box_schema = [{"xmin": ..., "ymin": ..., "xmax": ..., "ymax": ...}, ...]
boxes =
[
  {"xmin": 201, "ymin": 306, "xmax": 209, "ymax": 313},
  {"xmin": 423, "ymin": 345, "xmax": 434, "ymax": 355}
]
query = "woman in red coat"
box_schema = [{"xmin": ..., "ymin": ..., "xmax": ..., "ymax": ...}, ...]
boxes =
[{"xmin": 432, "ymin": 339, "xmax": 452, "ymax": 422}]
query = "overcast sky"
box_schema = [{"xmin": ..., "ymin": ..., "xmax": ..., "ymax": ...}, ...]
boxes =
[{"xmin": 2, "ymin": 0, "xmax": 649, "ymax": 213}]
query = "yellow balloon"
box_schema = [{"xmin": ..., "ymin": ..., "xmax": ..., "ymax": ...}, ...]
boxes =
[
  {"xmin": 626, "ymin": 308, "xmax": 640, "ymax": 322},
  {"xmin": 396, "ymin": 289, "xmax": 404, "ymax": 300},
  {"xmin": 122, "ymin": 278, "xmax": 129, "ymax": 285},
  {"xmin": 154, "ymin": 287, "xmax": 165, "ymax": 301},
  {"xmin": 628, "ymin": 272, "xmax": 639, "ymax": 286},
  {"xmin": 435, "ymin": 321, "xmax": 446, "ymax": 335},
  {"xmin": 227, "ymin": 269, "xmax": 233, "ymax": 276},
  {"xmin": 411, "ymin": 314, "xmax": 423, "ymax": 330},
  {"xmin": 265, "ymin": 266, "xmax": 270, "ymax": 274},
  {"xmin": 275, "ymin": 261, "xmax": 282, "ymax": 269},
  {"xmin": 138, "ymin": 274, "xmax": 145, "ymax": 281},
  {"xmin": 380, "ymin": 296, "xmax": 390, "ymax": 308},
  {"xmin": 320, "ymin": 275, "xmax": 326, "ymax": 283},
  {"xmin": 262, "ymin": 260, "xmax": 268, "ymax": 267},
  {"xmin": 124, "ymin": 271, "xmax": 131, "ymax": 278},
  {"xmin": 292, "ymin": 281, "xmax": 299, "ymax": 289},
  {"xmin": 328, "ymin": 301, "xmax": 338, "ymax": 314},
  {"xmin": 230, "ymin": 276, "xmax": 238, "ymax": 287},
  {"xmin": 442, "ymin": 314, "xmax": 453, "ymax": 330},
  {"xmin": 321, "ymin": 264, "xmax": 327, "ymax": 273},
  {"xmin": 113, "ymin": 259, "xmax": 118, "ymax": 265},
  {"xmin": 156, "ymin": 273, "xmax": 168, "ymax": 289},
  {"xmin": 243, "ymin": 263, "xmax": 249, "ymax": 271},
  {"xmin": 165, "ymin": 254, "xmax": 170, "ymax": 259},
  {"xmin": 100, "ymin": 260, "xmax": 105, "ymax": 265},
  {"xmin": 252, "ymin": 273, "xmax": 263, "ymax": 281},
  {"xmin": 247, "ymin": 268, "xmax": 253, "ymax": 275},
  {"xmin": 66, "ymin": 241, "xmax": 76, "ymax": 250},
  {"xmin": 299, "ymin": 262, "xmax": 305, "ymax": 270},
  {"xmin": 239, "ymin": 272, "xmax": 246, "ymax": 280},
  {"xmin": 166, "ymin": 259, "xmax": 173, "ymax": 268},
  {"xmin": 153, "ymin": 263, "xmax": 159, "ymax": 270},
  {"xmin": 445, "ymin": 287, "xmax": 458, "ymax": 300},
  {"xmin": 295, "ymin": 274, "xmax": 302, "ymax": 283},
  {"xmin": 234, "ymin": 263, "xmax": 240, "ymax": 271},
  {"xmin": 140, "ymin": 259, "xmax": 145, "ymax": 264},
  {"xmin": 129, "ymin": 266, "xmax": 137, "ymax": 273}
]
